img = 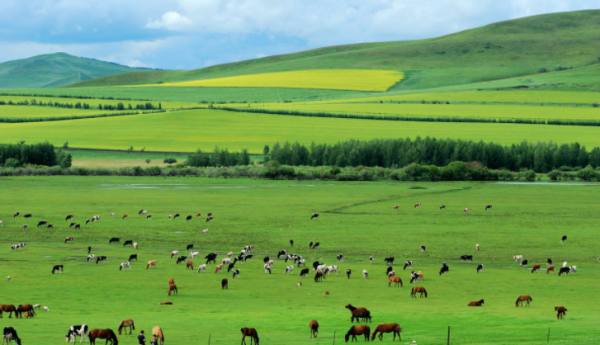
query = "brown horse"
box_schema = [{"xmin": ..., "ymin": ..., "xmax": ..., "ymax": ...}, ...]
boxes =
[
  {"xmin": 152, "ymin": 326, "xmax": 165, "ymax": 345},
  {"xmin": 388, "ymin": 276, "xmax": 403, "ymax": 287},
  {"xmin": 468, "ymin": 299, "xmax": 484, "ymax": 307},
  {"xmin": 90, "ymin": 329, "xmax": 118, "ymax": 345},
  {"xmin": 345, "ymin": 325, "xmax": 370, "ymax": 342},
  {"xmin": 117, "ymin": 319, "xmax": 135, "ymax": 335},
  {"xmin": 168, "ymin": 278, "xmax": 175, "ymax": 285},
  {"xmin": 0, "ymin": 304, "xmax": 17, "ymax": 318},
  {"xmin": 371, "ymin": 323, "xmax": 402, "ymax": 341},
  {"xmin": 159, "ymin": 302, "xmax": 172, "ymax": 305},
  {"xmin": 240, "ymin": 328, "xmax": 259, "ymax": 345},
  {"xmin": 555, "ymin": 306, "xmax": 567, "ymax": 319},
  {"xmin": 345, "ymin": 304, "xmax": 371, "ymax": 323},
  {"xmin": 309, "ymin": 320, "xmax": 319, "ymax": 338},
  {"xmin": 222, "ymin": 278, "xmax": 228, "ymax": 289},
  {"xmin": 546, "ymin": 265, "xmax": 555, "ymax": 274},
  {"xmin": 515, "ymin": 295, "xmax": 532, "ymax": 307},
  {"xmin": 16, "ymin": 304, "xmax": 34, "ymax": 318},
  {"xmin": 168, "ymin": 284, "xmax": 178, "ymax": 296},
  {"xmin": 411, "ymin": 287, "xmax": 428, "ymax": 298},
  {"xmin": 22, "ymin": 312, "xmax": 34, "ymax": 318},
  {"xmin": 186, "ymin": 260, "xmax": 194, "ymax": 270}
]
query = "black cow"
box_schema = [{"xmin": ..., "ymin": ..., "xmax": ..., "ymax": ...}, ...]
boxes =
[
  {"xmin": 47, "ymin": 223, "xmax": 53, "ymax": 228},
  {"xmin": 421, "ymin": 246, "xmax": 426, "ymax": 253},
  {"xmin": 263, "ymin": 256, "xmax": 270, "ymax": 264},
  {"xmin": 521, "ymin": 259, "xmax": 529, "ymax": 267},
  {"xmin": 206, "ymin": 216, "xmax": 213, "ymax": 222},
  {"xmin": 176, "ymin": 256, "xmax": 187, "ymax": 264},
  {"xmin": 109, "ymin": 238, "xmax": 120, "ymax": 244},
  {"xmin": 205, "ymin": 253, "xmax": 218, "ymax": 264},
  {"xmin": 310, "ymin": 213, "xmax": 319, "ymax": 220},
  {"xmin": 186, "ymin": 244, "xmax": 194, "ymax": 251},
  {"xmin": 559, "ymin": 267, "xmax": 571, "ymax": 276},
  {"xmin": 410, "ymin": 271, "xmax": 419, "ymax": 283},
  {"xmin": 65, "ymin": 215, "xmax": 74, "ymax": 221},
  {"xmin": 52, "ymin": 265, "xmax": 63, "ymax": 274},
  {"xmin": 128, "ymin": 254, "xmax": 138, "ymax": 262},
  {"xmin": 309, "ymin": 241, "xmax": 313, "ymax": 248},
  {"xmin": 277, "ymin": 250, "xmax": 287, "ymax": 258},
  {"xmin": 74, "ymin": 224, "xmax": 80, "ymax": 229},
  {"xmin": 403, "ymin": 261, "xmax": 413, "ymax": 270},
  {"xmin": 290, "ymin": 239, "xmax": 294, "ymax": 247},
  {"xmin": 13, "ymin": 212, "xmax": 20, "ymax": 218},
  {"xmin": 312, "ymin": 242, "xmax": 320, "ymax": 250},
  {"xmin": 227, "ymin": 262, "xmax": 236, "ymax": 272},
  {"xmin": 85, "ymin": 219, "xmax": 90, "ymax": 225},
  {"xmin": 440, "ymin": 263, "xmax": 449, "ymax": 275},
  {"xmin": 476, "ymin": 264, "xmax": 484, "ymax": 273},
  {"xmin": 23, "ymin": 214, "xmax": 32, "ymax": 218},
  {"xmin": 485, "ymin": 205, "xmax": 492, "ymax": 210},
  {"xmin": 299, "ymin": 268, "xmax": 310, "ymax": 277},
  {"xmin": 173, "ymin": 214, "xmax": 180, "ymax": 219},
  {"xmin": 232, "ymin": 269, "xmax": 240, "ymax": 279},
  {"xmin": 3, "ymin": 327, "xmax": 21, "ymax": 345},
  {"xmin": 244, "ymin": 254, "xmax": 253, "ymax": 262},
  {"xmin": 87, "ymin": 246, "xmax": 92, "ymax": 254},
  {"xmin": 37, "ymin": 221, "xmax": 47, "ymax": 227},
  {"xmin": 346, "ymin": 269, "xmax": 352, "ymax": 279},
  {"xmin": 561, "ymin": 235, "xmax": 567, "ymax": 243},
  {"xmin": 96, "ymin": 256, "xmax": 107, "ymax": 264},
  {"xmin": 460, "ymin": 255, "xmax": 473, "ymax": 262},
  {"xmin": 69, "ymin": 222, "xmax": 76, "ymax": 228},
  {"xmin": 337, "ymin": 254, "xmax": 344, "ymax": 262},
  {"xmin": 123, "ymin": 240, "xmax": 133, "ymax": 247},
  {"xmin": 386, "ymin": 266, "xmax": 394, "ymax": 275},
  {"xmin": 384, "ymin": 257, "xmax": 395, "ymax": 266},
  {"xmin": 312, "ymin": 261, "xmax": 321, "ymax": 271},
  {"xmin": 186, "ymin": 215, "xmax": 192, "ymax": 222}
]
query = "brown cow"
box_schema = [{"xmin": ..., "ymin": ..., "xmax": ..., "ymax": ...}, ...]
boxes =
[
  {"xmin": 414, "ymin": 203, "xmax": 421, "ymax": 208},
  {"xmin": 159, "ymin": 302, "xmax": 173, "ymax": 305},
  {"xmin": 65, "ymin": 237, "xmax": 74, "ymax": 243},
  {"xmin": 122, "ymin": 214, "xmax": 128, "ymax": 219},
  {"xmin": 222, "ymin": 278, "xmax": 228, "ymax": 289},
  {"xmin": 393, "ymin": 205, "xmax": 399, "ymax": 210},
  {"xmin": 186, "ymin": 260, "xmax": 194, "ymax": 270},
  {"xmin": 309, "ymin": 320, "xmax": 319, "ymax": 339},
  {"xmin": 546, "ymin": 265, "xmax": 555, "ymax": 274},
  {"xmin": 146, "ymin": 260, "xmax": 157, "ymax": 269},
  {"xmin": 215, "ymin": 264, "xmax": 223, "ymax": 273},
  {"xmin": 531, "ymin": 264, "xmax": 541, "ymax": 273}
]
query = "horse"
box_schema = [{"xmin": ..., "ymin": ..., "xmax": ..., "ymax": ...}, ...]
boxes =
[
  {"xmin": 555, "ymin": 306, "xmax": 567, "ymax": 320},
  {"xmin": 309, "ymin": 320, "xmax": 319, "ymax": 338},
  {"xmin": 468, "ymin": 299, "xmax": 484, "ymax": 307},
  {"xmin": 345, "ymin": 304, "xmax": 371, "ymax": 323},
  {"xmin": 515, "ymin": 295, "xmax": 532, "ymax": 307},
  {"xmin": 314, "ymin": 271, "xmax": 324, "ymax": 282},
  {"xmin": 168, "ymin": 278, "xmax": 175, "ymax": 285},
  {"xmin": 388, "ymin": 276, "xmax": 403, "ymax": 287},
  {"xmin": 345, "ymin": 325, "xmax": 370, "ymax": 342},
  {"xmin": 411, "ymin": 287, "xmax": 428, "ymax": 298},
  {"xmin": 159, "ymin": 302, "xmax": 172, "ymax": 305},
  {"xmin": 16, "ymin": 304, "xmax": 34, "ymax": 318},
  {"xmin": 371, "ymin": 323, "xmax": 402, "ymax": 341},
  {"xmin": 393, "ymin": 205, "xmax": 399, "ymax": 210},
  {"xmin": 89, "ymin": 329, "xmax": 118, "ymax": 345},
  {"xmin": 117, "ymin": 319, "xmax": 134, "ymax": 335},
  {"xmin": 152, "ymin": 326, "xmax": 165, "ymax": 345},
  {"xmin": 168, "ymin": 284, "xmax": 178, "ymax": 296},
  {"xmin": 221, "ymin": 278, "xmax": 229, "ymax": 289},
  {"xmin": 0, "ymin": 305, "xmax": 17, "ymax": 318},
  {"xmin": 147, "ymin": 260, "xmax": 157, "ymax": 269},
  {"xmin": 240, "ymin": 328, "xmax": 259, "ymax": 345}
]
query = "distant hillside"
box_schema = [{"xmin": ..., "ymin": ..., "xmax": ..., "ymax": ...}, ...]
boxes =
[
  {"xmin": 70, "ymin": 9, "xmax": 600, "ymax": 91},
  {"xmin": 0, "ymin": 53, "xmax": 151, "ymax": 88}
]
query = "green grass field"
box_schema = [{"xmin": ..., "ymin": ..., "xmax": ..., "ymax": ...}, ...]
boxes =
[{"xmin": 1, "ymin": 177, "xmax": 599, "ymax": 344}]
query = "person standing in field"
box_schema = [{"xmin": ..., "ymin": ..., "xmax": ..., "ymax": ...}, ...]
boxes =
[
  {"xmin": 138, "ymin": 330, "xmax": 146, "ymax": 345},
  {"xmin": 151, "ymin": 334, "xmax": 158, "ymax": 345}
]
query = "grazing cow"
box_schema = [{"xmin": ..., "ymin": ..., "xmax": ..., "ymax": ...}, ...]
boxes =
[
  {"xmin": 215, "ymin": 264, "xmax": 223, "ymax": 273},
  {"xmin": 222, "ymin": 278, "xmax": 228, "ymax": 289},
  {"xmin": 440, "ymin": 263, "xmax": 449, "ymax": 275},
  {"xmin": 289, "ymin": 239, "xmax": 294, "ymax": 247},
  {"xmin": 414, "ymin": 203, "xmax": 421, "ymax": 208},
  {"xmin": 421, "ymin": 245, "xmax": 426, "ymax": 253},
  {"xmin": 347, "ymin": 269, "xmax": 352, "ymax": 279},
  {"xmin": 232, "ymin": 269, "xmax": 241, "ymax": 279},
  {"xmin": 3, "ymin": 327, "xmax": 21, "ymax": 345},
  {"xmin": 461, "ymin": 255, "xmax": 473, "ymax": 262},
  {"xmin": 205, "ymin": 216, "xmax": 213, "ymax": 222},
  {"xmin": 186, "ymin": 244, "xmax": 194, "ymax": 251},
  {"xmin": 325, "ymin": 265, "xmax": 338, "ymax": 276},
  {"xmin": 393, "ymin": 205, "xmax": 399, "ymax": 210},
  {"xmin": 561, "ymin": 235, "xmax": 567, "ymax": 243},
  {"xmin": 159, "ymin": 302, "xmax": 172, "ymax": 305},
  {"xmin": 195, "ymin": 213, "xmax": 201, "ymax": 219},
  {"xmin": 13, "ymin": 212, "xmax": 19, "ymax": 218},
  {"xmin": 439, "ymin": 205, "xmax": 446, "ymax": 210},
  {"xmin": 476, "ymin": 264, "xmax": 484, "ymax": 273},
  {"xmin": 0, "ymin": 221, "xmax": 2, "ymax": 227},
  {"xmin": 173, "ymin": 214, "xmax": 180, "ymax": 219},
  {"xmin": 263, "ymin": 266, "xmax": 271, "ymax": 275},
  {"xmin": 74, "ymin": 224, "xmax": 80, "ymax": 229},
  {"xmin": 345, "ymin": 304, "xmax": 371, "ymax": 323},
  {"xmin": 146, "ymin": 215, "xmax": 152, "ymax": 220},
  {"xmin": 109, "ymin": 213, "xmax": 115, "ymax": 217},
  {"xmin": 127, "ymin": 254, "xmax": 137, "ymax": 262},
  {"xmin": 66, "ymin": 325, "xmax": 89, "ymax": 343},
  {"xmin": 521, "ymin": 260, "xmax": 529, "ymax": 267},
  {"xmin": 176, "ymin": 256, "xmax": 187, "ymax": 264},
  {"xmin": 92, "ymin": 215, "xmax": 100, "ymax": 222},
  {"xmin": 201, "ymin": 229, "xmax": 209, "ymax": 234},
  {"xmin": 42, "ymin": 306, "xmax": 48, "ymax": 312},
  {"xmin": 285, "ymin": 266, "xmax": 294, "ymax": 275},
  {"xmin": 371, "ymin": 323, "xmax": 402, "ymax": 342},
  {"xmin": 85, "ymin": 219, "xmax": 90, "ymax": 225},
  {"xmin": 186, "ymin": 260, "xmax": 194, "ymax": 270},
  {"xmin": 312, "ymin": 242, "xmax": 320, "ymax": 250},
  {"xmin": 47, "ymin": 223, "xmax": 53, "ymax": 228},
  {"xmin": 513, "ymin": 255, "xmax": 523, "ymax": 262},
  {"xmin": 546, "ymin": 265, "xmax": 555, "ymax": 274},
  {"xmin": 515, "ymin": 295, "xmax": 532, "ymax": 307},
  {"xmin": 65, "ymin": 237, "xmax": 74, "ymax": 243},
  {"xmin": 122, "ymin": 214, "xmax": 128, "ymax": 219},
  {"xmin": 52, "ymin": 265, "xmax": 64, "ymax": 274},
  {"xmin": 300, "ymin": 268, "xmax": 310, "ymax": 277},
  {"xmin": 309, "ymin": 242, "xmax": 313, "ymax": 249},
  {"xmin": 337, "ymin": 254, "xmax": 344, "ymax": 262},
  {"xmin": 138, "ymin": 209, "xmax": 146, "ymax": 216},
  {"xmin": 70, "ymin": 222, "xmax": 76, "ymax": 228},
  {"xmin": 117, "ymin": 319, "xmax": 135, "ymax": 335},
  {"xmin": 227, "ymin": 262, "xmax": 236, "ymax": 272},
  {"xmin": 36, "ymin": 221, "xmax": 47, "ymax": 227},
  {"xmin": 24, "ymin": 214, "xmax": 31, "ymax": 218},
  {"xmin": 170, "ymin": 250, "xmax": 180, "ymax": 259},
  {"xmin": 119, "ymin": 262, "xmax": 131, "ymax": 271},
  {"xmin": 555, "ymin": 306, "xmax": 567, "ymax": 320},
  {"xmin": 316, "ymin": 264, "xmax": 326, "ymax": 272},
  {"xmin": 310, "ymin": 213, "xmax": 319, "ymax": 220},
  {"xmin": 388, "ymin": 270, "xmax": 396, "ymax": 277},
  {"xmin": 547, "ymin": 258, "xmax": 553, "ymax": 266},
  {"xmin": 363, "ymin": 270, "xmax": 368, "ymax": 279},
  {"xmin": 563, "ymin": 261, "xmax": 568, "ymax": 267},
  {"xmin": 345, "ymin": 325, "xmax": 370, "ymax": 342},
  {"xmin": 389, "ymin": 276, "xmax": 403, "ymax": 287},
  {"xmin": 189, "ymin": 251, "xmax": 199, "ymax": 259},
  {"xmin": 403, "ymin": 261, "xmax": 413, "ymax": 270},
  {"xmin": 384, "ymin": 257, "xmax": 395, "ymax": 266},
  {"xmin": 244, "ymin": 255, "xmax": 254, "ymax": 262},
  {"xmin": 168, "ymin": 284, "xmax": 178, "ymax": 296},
  {"xmin": 109, "ymin": 238, "xmax": 120, "ymax": 244},
  {"xmin": 96, "ymin": 256, "xmax": 107, "ymax": 264},
  {"xmin": 386, "ymin": 266, "xmax": 394, "ymax": 275},
  {"xmin": 123, "ymin": 240, "xmax": 133, "ymax": 247},
  {"xmin": 411, "ymin": 287, "xmax": 428, "ymax": 298},
  {"xmin": 476, "ymin": 243, "xmax": 480, "ymax": 251},
  {"xmin": 309, "ymin": 320, "xmax": 319, "ymax": 339},
  {"xmin": 468, "ymin": 299, "xmax": 485, "ymax": 307},
  {"xmin": 410, "ymin": 271, "xmax": 419, "ymax": 283},
  {"xmin": 0, "ymin": 305, "xmax": 17, "ymax": 318},
  {"xmin": 485, "ymin": 205, "xmax": 492, "ymax": 210},
  {"xmin": 296, "ymin": 282, "xmax": 303, "ymax": 287},
  {"xmin": 531, "ymin": 264, "xmax": 541, "ymax": 273},
  {"xmin": 240, "ymin": 328, "xmax": 259, "ymax": 345},
  {"xmin": 88, "ymin": 246, "xmax": 91, "ymax": 254},
  {"xmin": 146, "ymin": 260, "xmax": 157, "ymax": 269},
  {"xmin": 133, "ymin": 243, "xmax": 138, "ymax": 250},
  {"xmin": 87, "ymin": 255, "xmax": 96, "ymax": 263},
  {"xmin": 464, "ymin": 208, "xmax": 471, "ymax": 213},
  {"xmin": 222, "ymin": 257, "xmax": 232, "ymax": 265},
  {"xmin": 569, "ymin": 266, "xmax": 577, "ymax": 274},
  {"xmin": 197, "ymin": 264, "xmax": 206, "ymax": 273},
  {"xmin": 186, "ymin": 215, "xmax": 192, "ymax": 222},
  {"xmin": 10, "ymin": 245, "xmax": 18, "ymax": 250},
  {"xmin": 22, "ymin": 224, "xmax": 27, "ymax": 230},
  {"xmin": 205, "ymin": 253, "xmax": 218, "ymax": 264},
  {"xmin": 277, "ymin": 250, "xmax": 287, "ymax": 258},
  {"xmin": 369, "ymin": 256, "xmax": 374, "ymax": 264}
]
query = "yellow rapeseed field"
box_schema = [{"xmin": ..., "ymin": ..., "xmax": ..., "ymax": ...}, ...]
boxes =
[{"xmin": 132, "ymin": 69, "xmax": 404, "ymax": 92}]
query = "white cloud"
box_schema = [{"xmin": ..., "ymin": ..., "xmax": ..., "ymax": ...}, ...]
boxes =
[{"xmin": 145, "ymin": 11, "xmax": 193, "ymax": 31}]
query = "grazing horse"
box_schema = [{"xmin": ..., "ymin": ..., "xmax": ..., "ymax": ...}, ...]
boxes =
[
  {"xmin": 65, "ymin": 237, "xmax": 74, "ymax": 243},
  {"xmin": 310, "ymin": 213, "xmax": 319, "ymax": 220},
  {"xmin": 546, "ymin": 265, "xmax": 555, "ymax": 274},
  {"xmin": 89, "ymin": 329, "xmax": 118, "ymax": 345},
  {"xmin": 222, "ymin": 278, "xmax": 228, "ymax": 289},
  {"xmin": 16, "ymin": 304, "xmax": 34, "ymax": 318},
  {"xmin": 411, "ymin": 287, "xmax": 428, "ymax": 298},
  {"xmin": 531, "ymin": 264, "xmax": 541, "ymax": 273},
  {"xmin": 468, "ymin": 299, "xmax": 485, "ymax": 307},
  {"xmin": 0, "ymin": 305, "xmax": 17, "ymax": 318},
  {"xmin": 152, "ymin": 326, "xmax": 164, "ymax": 345},
  {"xmin": 186, "ymin": 260, "xmax": 194, "ymax": 270},
  {"xmin": 345, "ymin": 325, "xmax": 370, "ymax": 342},
  {"xmin": 555, "ymin": 306, "xmax": 567, "ymax": 320},
  {"xmin": 515, "ymin": 295, "xmax": 532, "ymax": 307},
  {"xmin": 117, "ymin": 319, "xmax": 134, "ymax": 335},
  {"xmin": 345, "ymin": 304, "xmax": 371, "ymax": 323},
  {"xmin": 371, "ymin": 323, "xmax": 402, "ymax": 341},
  {"xmin": 66, "ymin": 325, "xmax": 89, "ymax": 343},
  {"xmin": 146, "ymin": 260, "xmax": 157, "ymax": 269},
  {"xmin": 309, "ymin": 320, "xmax": 319, "ymax": 338},
  {"xmin": 168, "ymin": 284, "xmax": 178, "ymax": 296},
  {"xmin": 388, "ymin": 276, "xmax": 403, "ymax": 287},
  {"xmin": 240, "ymin": 328, "xmax": 259, "ymax": 345},
  {"xmin": 2, "ymin": 327, "xmax": 21, "ymax": 345},
  {"xmin": 168, "ymin": 278, "xmax": 175, "ymax": 285},
  {"xmin": 414, "ymin": 203, "xmax": 421, "ymax": 208}
]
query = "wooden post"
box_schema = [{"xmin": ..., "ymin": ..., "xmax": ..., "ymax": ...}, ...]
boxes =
[
  {"xmin": 547, "ymin": 328, "xmax": 550, "ymax": 343},
  {"xmin": 208, "ymin": 334, "xmax": 211, "ymax": 345},
  {"xmin": 447, "ymin": 326, "xmax": 450, "ymax": 345},
  {"xmin": 333, "ymin": 331, "xmax": 336, "ymax": 345}
]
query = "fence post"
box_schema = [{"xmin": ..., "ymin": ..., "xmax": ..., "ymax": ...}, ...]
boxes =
[
  {"xmin": 208, "ymin": 334, "xmax": 211, "ymax": 345},
  {"xmin": 547, "ymin": 328, "xmax": 550, "ymax": 343},
  {"xmin": 333, "ymin": 331, "xmax": 336, "ymax": 345},
  {"xmin": 447, "ymin": 326, "xmax": 450, "ymax": 345}
]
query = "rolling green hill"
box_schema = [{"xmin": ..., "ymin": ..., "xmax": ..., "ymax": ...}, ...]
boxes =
[
  {"xmin": 0, "ymin": 52, "xmax": 149, "ymax": 88},
  {"xmin": 69, "ymin": 10, "xmax": 600, "ymax": 91}
]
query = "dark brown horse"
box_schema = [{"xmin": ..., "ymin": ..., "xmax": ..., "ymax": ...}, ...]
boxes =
[
  {"xmin": 222, "ymin": 278, "xmax": 228, "ymax": 289},
  {"xmin": 309, "ymin": 320, "xmax": 319, "ymax": 338},
  {"xmin": 90, "ymin": 329, "xmax": 118, "ymax": 345},
  {"xmin": 411, "ymin": 287, "xmax": 427, "ymax": 298},
  {"xmin": 168, "ymin": 284, "xmax": 178, "ymax": 296},
  {"xmin": 314, "ymin": 271, "xmax": 324, "ymax": 282},
  {"xmin": 515, "ymin": 295, "xmax": 532, "ymax": 307},
  {"xmin": 388, "ymin": 276, "xmax": 403, "ymax": 287},
  {"xmin": 345, "ymin": 304, "xmax": 371, "ymax": 323},
  {"xmin": 468, "ymin": 299, "xmax": 484, "ymax": 307},
  {"xmin": 555, "ymin": 306, "xmax": 567, "ymax": 319},
  {"xmin": 0, "ymin": 305, "xmax": 17, "ymax": 318},
  {"xmin": 371, "ymin": 323, "xmax": 402, "ymax": 341},
  {"xmin": 16, "ymin": 304, "xmax": 34, "ymax": 318},
  {"xmin": 345, "ymin": 325, "xmax": 370, "ymax": 342},
  {"xmin": 240, "ymin": 328, "xmax": 259, "ymax": 345},
  {"xmin": 117, "ymin": 319, "xmax": 135, "ymax": 335}
]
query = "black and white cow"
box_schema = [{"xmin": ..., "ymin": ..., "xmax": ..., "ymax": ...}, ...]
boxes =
[
  {"xmin": 3, "ymin": 327, "xmax": 21, "ymax": 345},
  {"xmin": 547, "ymin": 258, "xmax": 553, "ymax": 266},
  {"xmin": 13, "ymin": 212, "xmax": 20, "ymax": 218},
  {"xmin": 310, "ymin": 213, "xmax": 319, "ymax": 220},
  {"xmin": 386, "ymin": 266, "xmax": 394, "ymax": 276},
  {"xmin": 485, "ymin": 205, "xmax": 492, "ymax": 211},
  {"xmin": 521, "ymin": 259, "xmax": 529, "ymax": 267},
  {"xmin": 65, "ymin": 215, "xmax": 74, "ymax": 221},
  {"xmin": 23, "ymin": 214, "xmax": 32, "ymax": 218},
  {"xmin": 87, "ymin": 246, "xmax": 92, "ymax": 254},
  {"xmin": 22, "ymin": 224, "xmax": 27, "ymax": 230},
  {"xmin": 52, "ymin": 265, "xmax": 63, "ymax": 274},
  {"xmin": 227, "ymin": 262, "xmax": 236, "ymax": 272},
  {"xmin": 85, "ymin": 219, "xmax": 90, "ymax": 225},
  {"xmin": 244, "ymin": 254, "xmax": 254, "ymax": 262},
  {"xmin": 337, "ymin": 254, "xmax": 344, "ymax": 262},
  {"xmin": 476, "ymin": 264, "xmax": 484, "ymax": 273},
  {"xmin": 36, "ymin": 221, "xmax": 47, "ymax": 227},
  {"xmin": 403, "ymin": 261, "xmax": 413, "ymax": 270},
  {"xmin": 86, "ymin": 255, "xmax": 95, "ymax": 263},
  {"xmin": 439, "ymin": 205, "xmax": 446, "ymax": 210},
  {"xmin": 440, "ymin": 263, "xmax": 449, "ymax": 275},
  {"xmin": 96, "ymin": 256, "xmax": 107, "ymax": 264},
  {"xmin": 186, "ymin": 244, "xmax": 194, "ymax": 251},
  {"xmin": 421, "ymin": 246, "xmax": 426, "ymax": 253},
  {"xmin": 263, "ymin": 256, "xmax": 270, "ymax": 264},
  {"xmin": 205, "ymin": 253, "xmax": 218, "ymax": 264},
  {"xmin": 346, "ymin": 269, "xmax": 352, "ymax": 279},
  {"xmin": 460, "ymin": 255, "xmax": 473, "ymax": 262},
  {"xmin": 128, "ymin": 254, "xmax": 138, "ymax": 262},
  {"xmin": 285, "ymin": 265, "xmax": 294, "ymax": 274},
  {"xmin": 370, "ymin": 256, "xmax": 374, "ymax": 264},
  {"xmin": 277, "ymin": 250, "xmax": 287, "ymax": 258},
  {"xmin": 312, "ymin": 242, "xmax": 320, "ymax": 250},
  {"xmin": 384, "ymin": 257, "xmax": 395, "ymax": 266},
  {"xmin": 74, "ymin": 224, "xmax": 80, "ymax": 229},
  {"xmin": 296, "ymin": 259, "xmax": 306, "ymax": 267},
  {"xmin": 558, "ymin": 267, "xmax": 571, "ymax": 276},
  {"xmin": 69, "ymin": 222, "xmax": 76, "ymax": 228},
  {"xmin": 47, "ymin": 224, "xmax": 53, "ymax": 228},
  {"xmin": 232, "ymin": 269, "xmax": 240, "ymax": 279},
  {"xmin": 410, "ymin": 271, "xmax": 419, "ymax": 283},
  {"xmin": 173, "ymin": 214, "xmax": 180, "ymax": 219},
  {"xmin": 176, "ymin": 256, "xmax": 187, "ymax": 264},
  {"xmin": 206, "ymin": 216, "xmax": 213, "ymax": 222},
  {"xmin": 66, "ymin": 325, "xmax": 89, "ymax": 343},
  {"xmin": 119, "ymin": 262, "xmax": 131, "ymax": 271},
  {"xmin": 561, "ymin": 236, "xmax": 567, "ymax": 243}
]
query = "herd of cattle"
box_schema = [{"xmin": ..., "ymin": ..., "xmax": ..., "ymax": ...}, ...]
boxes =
[{"xmin": 0, "ymin": 204, "xmax": 587, "ymax": 344}]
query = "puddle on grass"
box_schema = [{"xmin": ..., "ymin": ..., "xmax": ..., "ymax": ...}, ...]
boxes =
[
  {"xmin": 173, "ymin": 231, "xmax": 186, "ymax": 234},
  {"xmin": 44, "ymin": 256, "xmax": 52, "ymax": 257}
]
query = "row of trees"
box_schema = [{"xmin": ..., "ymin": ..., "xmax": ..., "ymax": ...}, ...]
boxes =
[
  {"xmin": 187, "ymin": 148, "xmax": 251, "ymax": 167},
  {"xmin": 0, "ymin": 92, "xmax": 150, "ymax": 101},
  {"xmin": 0, "ymin": 142, "xmax": 71, "ymax": 168},
  {"xmin": 0, "ymin": 99, "xmax": 161, "ymax": 111},
  {"xmin": 264, "ymin": 138, "xmax": 600, "ymax": 173}
]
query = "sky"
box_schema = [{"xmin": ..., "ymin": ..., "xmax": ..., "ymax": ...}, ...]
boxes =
[{"xmin": 0, "ymin": 0, "xmax": 597, "ymax": 70}]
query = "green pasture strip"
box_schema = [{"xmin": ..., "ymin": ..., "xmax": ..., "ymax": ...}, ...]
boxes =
[
  {"xmin": 4, "ymin": 109, "xmax": 600, "ymax": 152},
  {"xmin": 0, "ymin": 177, "xmax": 599, "ymax": 344}
]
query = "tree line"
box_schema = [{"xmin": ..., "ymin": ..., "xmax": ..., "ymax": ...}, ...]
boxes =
[
  {"xmin": 0, "ymin": 99, "xmax": 161, "ymax": 111},
  {"xmin": 0, "ymin": 142, "xmax": 71, "ymax": 168}
]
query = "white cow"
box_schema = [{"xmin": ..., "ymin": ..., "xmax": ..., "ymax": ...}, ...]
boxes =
[
  {"xmin": 363, "ymin": 270, "xmax": 368, "ymax": 279},
  {"xmin": 222, "ymin": 258, "xmax": 231, "ymax": 265},
  {"xmin": 189, "ymin": 251, "xmax": 200, "ymax": 259},
  {"xmin": 109, "ymin": 213, "xmax": 115, "ymax": 217},
  {"xmin": 43, "ymin": 306, "xmax": 49, "ymax": 312},
  {"xmin": 196, "ymin": 264, "xmax": 206, "ymax": 273},
  {"xmin": 325, "ymin": 265, "xmax": 338, "ymax": 276},
  {"xmin": 563, "ymin": 261, "xmax": 568, "ymax": 268},
  {"xmin": 201, "ymin": 229, "xmax": 209, "ymax": 234},
  {"xmin": 285, "ymin": 265, "xmax": 294, "ymax": 274},
  {"xmin": 0, "ymin": 220, "xmax": 3, "ymax": 227},
  {"xmin": 513, "ymin": 255, "xmax": 523, "ymax": 262},
  {"xmin": 86, "ymin": 254, "xmax": 95, "ymax": 263},
  {"xmin": 316, "ymin": 264, "xmax": 327, "ymax": 272}
]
